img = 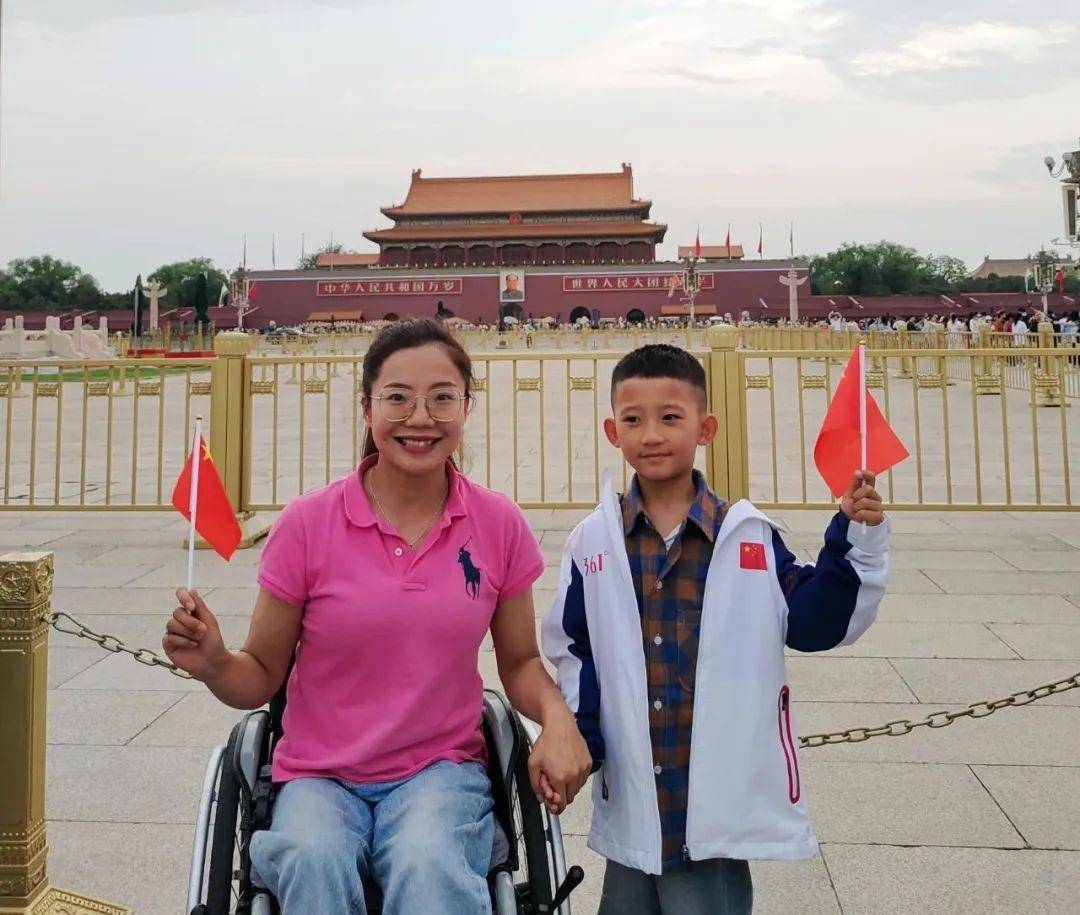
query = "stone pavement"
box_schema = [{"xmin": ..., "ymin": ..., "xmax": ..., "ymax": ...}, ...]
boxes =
[{"xmin": 5, "ymin": 506, "xmax": 1080, "ymax": 914}]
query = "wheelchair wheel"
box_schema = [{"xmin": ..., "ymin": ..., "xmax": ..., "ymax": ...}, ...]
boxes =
[
  {"xmin": 510, "ymin": 729, "xmax": 554, "ymax": 912},
  {"xmin": 205, "ymin": 724, "xmax": 243, "ymax": 914}
]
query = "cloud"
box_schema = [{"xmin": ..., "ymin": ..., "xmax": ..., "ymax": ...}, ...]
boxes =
[
  {"xmin": 853, "ymin": 20, "xmax": 1074, "ymax": 76},
  {"xmin": 472, "ymin": 0, "xmax": 847, "ymax": 100}
]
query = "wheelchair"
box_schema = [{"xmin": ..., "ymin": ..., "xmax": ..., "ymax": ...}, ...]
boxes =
[{"xmin": 186, "ymin": 687, "xmax": 584, "ymax": 914}]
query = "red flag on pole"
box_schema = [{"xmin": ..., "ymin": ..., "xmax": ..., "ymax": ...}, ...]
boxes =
[
  {"xmin": 813, "ymin": 345, "xmax": 908, "ymax": 498},
  {"xmin": 757, "ymin": 223, "xmax": 763, "ymax": 258},
  {"xmin": 171, "ymin": 428, "xmax": 241, "ymax": 561},
  {"xmin": 693, "ymin": 228, "xmax": 702, "ymax": 260},
  {"xmin": 725, "ymin": 225, "xmax": 732, "ymax": 259}
]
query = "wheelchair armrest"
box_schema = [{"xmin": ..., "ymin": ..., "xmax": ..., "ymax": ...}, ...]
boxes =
[{"xmin": 230, "ymin": 709, "xmax": 271, "ymax": 802}]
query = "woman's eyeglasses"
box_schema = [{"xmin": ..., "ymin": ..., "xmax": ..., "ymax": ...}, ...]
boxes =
[{"xmin": 370, "ymin": 389, "xmax": 467, "ymax": 423}]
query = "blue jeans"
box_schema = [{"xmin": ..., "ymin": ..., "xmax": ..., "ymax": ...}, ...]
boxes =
[
  {"xmin": 250, "ymin": 760, "xmax": 495, "ymax": 915},
  {"xmin": 598, "ymin": 857, "xmax": 753, "ymax": 915}
]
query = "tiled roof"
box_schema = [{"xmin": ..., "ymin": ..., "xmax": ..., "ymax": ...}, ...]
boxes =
[
  {"xmin": 364, "ymin": 220, "xmax": 666, "ymax": 243},
  {"xmin": 968, "ymin": 257, "xmax": 1032, "ymax": 279},
  {"xmin": 677, "ymin": 244, "xmax": 745, "ymax": 260},
  {"xmin": 382, "ymin": 165, "xmax": 646, "ymax": 215},
  {"xmin": 315, "ymin": 252, "xmax": 380, "ymax": 268}
]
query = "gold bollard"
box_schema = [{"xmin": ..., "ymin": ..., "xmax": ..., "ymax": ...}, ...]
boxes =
[
  {"xmin": 974, "ymin": 325, "xmax": 1000, "ymax": 395},
  {"xmin": 1036, "ymin": 321, "xmax": 1064, "ymax": 407},
  {"xmin": 0, "ymin": 552, "xmax": 132, "ymax": 915}
]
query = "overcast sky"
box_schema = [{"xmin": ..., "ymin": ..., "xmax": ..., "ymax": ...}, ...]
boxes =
[{"xmin": 1, "ymin": 0, "xmax": 1077, "ymax": 290}]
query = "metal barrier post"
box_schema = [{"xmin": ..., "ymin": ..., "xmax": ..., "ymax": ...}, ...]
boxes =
[
  {"xmin": 0, "ymin": 552, "xmax": 132, "ymax": 915},
  {"xmin": 706, "ymin": 325, "xmax": 749, "ymax": 501},
  {"xmin": 198, "ymin": 332, "xmax": 271, "ymax": 550},
  {"xmin": 897, "ymin": 327, "xmax": 913, "ymax": 378},
  {"xmin": 1037, "ymin": 321, "xmax": 1063, "ymax": 407},
  {"xmin": 975, "ymin": 325, "xmax": 1000, "ymax": 394}
]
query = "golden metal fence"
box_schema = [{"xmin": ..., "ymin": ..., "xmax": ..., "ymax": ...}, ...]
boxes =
[
  {"xmin": 3, "ymin": 329, "xmax": 1077, "ymax": 513},
  {"xmin": 0, "ymin": 357, "xmax": 214, "ymax": 510}
]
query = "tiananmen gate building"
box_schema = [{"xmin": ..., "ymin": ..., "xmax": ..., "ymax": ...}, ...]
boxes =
[
  {"xmin": 240, "ymin": 165, "xmax": 1066, "ymax": 328},
  {"xmin": 245, "ymin": 164, "xmax": 812, "ymax": 326}
]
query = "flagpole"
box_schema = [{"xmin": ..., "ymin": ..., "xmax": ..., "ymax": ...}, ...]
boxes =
[
  {"xmin": 186, "ymin": 416, "xmax": 203, "ymax": 592},
  {"xmin": 858, "ymin": 343, "xmax": 868, "ymax": 533}
]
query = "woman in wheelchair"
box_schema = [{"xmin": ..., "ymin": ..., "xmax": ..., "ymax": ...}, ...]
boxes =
[{"xmin": 164, "ymin": 318, "xmax": 593, "ymax": 914}]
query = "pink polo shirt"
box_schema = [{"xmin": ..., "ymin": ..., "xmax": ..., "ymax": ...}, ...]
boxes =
[{"xmin": 257, "ymin": 454, "xmax": 545, "ymax": 785}]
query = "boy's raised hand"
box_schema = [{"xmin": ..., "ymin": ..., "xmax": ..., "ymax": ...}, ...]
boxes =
[{"xmin": 840, "ymin": 471, "xmax": 885, "ymax": 526}]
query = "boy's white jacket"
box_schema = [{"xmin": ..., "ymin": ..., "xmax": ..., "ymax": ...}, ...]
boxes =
[{"xmin": 541, "ymin": 478, "xmax": 890, "ymax": 874}]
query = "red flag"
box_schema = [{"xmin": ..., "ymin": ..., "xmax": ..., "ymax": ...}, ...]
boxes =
[
  {"xmin": 693, "ymin": 228, "xmax": 702, "ymax": 260},
  {"xmin": 725, "ymin": 226, "xmax": 732, "ymax": 259},
  {"xmin": 1056, "ymin": 268, "xmax": 1065, "ymax": 293},
  {"xmin": 740, "ymin": 541, "xmax": 767, "ymax": 570},
  {"xmin": 813, "ymin": 346, "xmax": 909, "ymax": 499},
  {"xmin": 757, "ymin": 223, "xmax": 763, "ymax": 257},
  {"xmin": 171, "ymin": 433, "xmax": 241, "ymax": 560}
]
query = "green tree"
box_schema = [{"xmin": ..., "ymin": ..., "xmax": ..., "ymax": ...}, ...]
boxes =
[
  {"xmin": 809, "ymin": 243, "xmax": 974, "ymax": 296},
  {"xmin": 0, "ymin": 255, "xmax": 105, "ymax": 311},
  {"xmin": 147, "ymin": 257, "xmax": 226, "ymax": 313},
  {"xmin": 298, "ymin": 242, "xmax": 344, "ymax": 270}
]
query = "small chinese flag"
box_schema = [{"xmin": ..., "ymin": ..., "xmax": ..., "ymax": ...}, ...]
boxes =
[
  {"xmin": 693, "ymin": 228, "xmax": 703, "ymax": 260},
  {"xmin": 171, "ymin": 432, "xmax": 241, "ymax": 560},
  {"xmin": 740, "ymin": 541, "xmax": 767, "ymax": 570},
  {"xmin": 814, "ymin": 346, "xmax": 909, "ymax": 499}
]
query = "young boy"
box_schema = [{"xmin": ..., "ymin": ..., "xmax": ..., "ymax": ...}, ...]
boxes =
[{"xmin": 542, "ymin": 345, "xmax": 889, "ymax": 915}]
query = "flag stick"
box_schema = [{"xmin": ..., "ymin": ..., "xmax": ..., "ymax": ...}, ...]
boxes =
[
  {"xmin": 186, "ymin": 416, "xmax": 203, "ymax": 592},
  {"xmin": 858, "ymin": 343, "xmax": 867, "ymax": 533}
]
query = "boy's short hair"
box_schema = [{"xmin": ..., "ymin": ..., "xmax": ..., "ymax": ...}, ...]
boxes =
[{"xmin": 610, "ymin": 344, "xmax": 708, "ymax": 409}]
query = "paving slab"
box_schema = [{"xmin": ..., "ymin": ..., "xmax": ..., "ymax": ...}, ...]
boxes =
[
  {"xmin": 890, "ymin": 658, "xmax": 1080, "ymax": 706},
  {"xmin": 53, "ymin": 562, "xmax": 160, "ymax": 588},
  {"xmin": 46, "ymin": 689, "xmax": 183, "ymax": 746},
  {"xmin": 995, "ymin": 549, "xmax": 1080, "ymax": 571},
  {"xmin": 45, "ymin": 820, "xmax": 192, "ymax": 915},
  {"xmin": 886, "ymin": 549, "xmax": 1014, "ymax": 571},
  {"xmin": 876, "ymin": 593, "xmax": 1080, "ymax": 624},
  {"xmin": 126, "ymin": 561, "xmax": 267, "ymax": 589},
  {"xmin": 58, "ymin": 652, "xmax": 210, "ymax": 692},
  {"xmin": 784, "ymin": 656, "xmax": 917, "ymax": 703},
  {"xmin": 50, "ymin": 586, "xmax": 182, "ymax": 614},
  {"xmin": 972, "ymin": 765, "xmax": 1080, "ymax": 850},
  {"xmin": 828, "ymin": 621, "xmax": 1019, "ymax": 659},
  {"xmin": 47, "ymin": 646, "xmax": 108, "ymax": 688},
  {"xmin": 46, "ymin": 744, "xmax": 213, "ymax": 824},
  {"xmin": 200, "ymin": 585, "xmax": 260, "ymax": 615},
  {"xmin": 987, "ymin": 623, "xmax": 1080, "ymax": 660},
  {"xmin": 131, "ymin": 690, "xmax": 257, "ymax": 747},
  {"xmin": 822, "ymin": 844, "xmax": 1080, "ymax": 915},
  {"xmin": 749, "ymin": 855, "xmax": 841, "ymax": 915},
  {"xmin": 925, "ymin": 569, "xmax": 1080, "ymax": 595},
  {"xmin": 803, "ymin": 760, "xmax": 1023, "ymax": 847}
]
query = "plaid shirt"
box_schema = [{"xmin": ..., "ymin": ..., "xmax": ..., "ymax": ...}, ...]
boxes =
[{"xmin": 621, "ymin": 470, "xmax": 728, "ymax": 870}]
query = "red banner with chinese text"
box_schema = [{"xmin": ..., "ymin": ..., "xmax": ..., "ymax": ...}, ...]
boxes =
[
  {"xmin": 316, "ymin": 278, "xmax": 464, "ymax": 297},
  {"xmin": 562, "ymin": 273, "xmax": 716, "ymax": 293}
]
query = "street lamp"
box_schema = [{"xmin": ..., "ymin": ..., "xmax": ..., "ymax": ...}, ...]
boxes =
[
  {"xmin": 231, "ymin": 263, "xmax": 251, "ymax": 330},
  {"xmin": 671, "ymin": 252, "xmax": 702, "ymax": 326},
  {"xmin": 1032, "ymin": 248, "xmax": 1057, "ymax": 319},
  {"xmin": 1044, "ymin": 139, "xmax": 1080, "ymax": 246}
]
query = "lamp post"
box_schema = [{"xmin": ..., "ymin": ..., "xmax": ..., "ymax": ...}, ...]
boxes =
[
  {"xmin": 672, "ymin": 253, "xmax": 702, "ymax": 326},
  {"xmin": 232, "ymin": 264, "xmax": 251, "ymax": 330},
  {"xmin": 1043, "ymin": 139, "xmax": 1080, "ymax": 249},
  {"xmin": 1032, "ymin": 248, "xmax": 1057, "ymax": 319}
]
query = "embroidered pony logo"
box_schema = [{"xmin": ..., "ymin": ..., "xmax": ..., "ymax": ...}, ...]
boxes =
[{"xmin": 457, "ymin": 539, "xmax": 481, "ymax": 598}]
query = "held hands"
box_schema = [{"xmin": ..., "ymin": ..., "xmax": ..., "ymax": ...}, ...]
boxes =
[
  {"xmin": 527, "ymin": 710, "xmax": 592, "ymax": 815},
  {"xmin": 162, "ymin": 588, "xmax": 230, "ymax": 681},
  {"xmin": 840, "ymin": 470, "xmax": 885, "ymax": 526}
]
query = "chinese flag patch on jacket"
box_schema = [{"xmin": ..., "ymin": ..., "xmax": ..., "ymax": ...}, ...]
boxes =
[{"xmin": 740, "ymin": 541, "xmax": 767, "ymax": 570}]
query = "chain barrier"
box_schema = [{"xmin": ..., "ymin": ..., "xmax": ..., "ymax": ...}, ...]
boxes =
[
  {"xmin": 46, "ymin": 610, "xmax": 193, "ymax": 680},
  {"xmin": 46, "ymin": 610, "xmax": 1079, "ymax": 741},
  {"xmin": 798, "ymin": 671, "xmax": 1080, "ymax": 748}
]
